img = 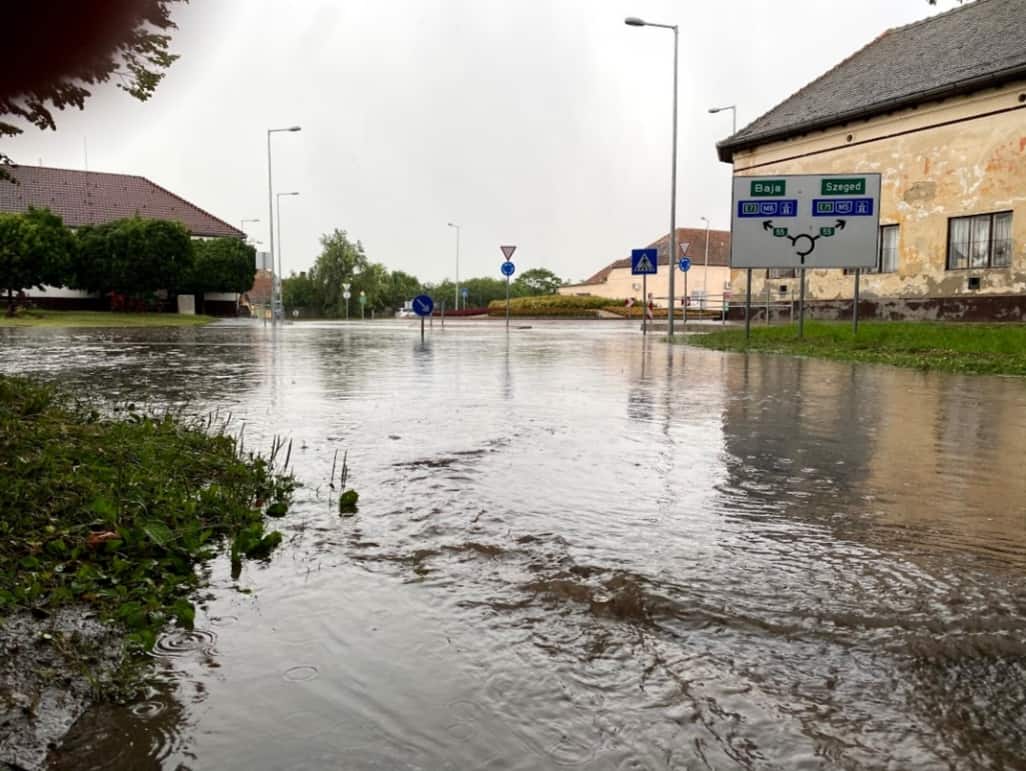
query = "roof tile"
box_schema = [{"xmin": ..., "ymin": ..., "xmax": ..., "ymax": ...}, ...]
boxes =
[
  {"xmin": 719, "ymin": 0, "xmax": 1026, "ymax": 159},
  {"xmin": 0, "ymin": 165, "xmax": 244, "ymax": 238}
]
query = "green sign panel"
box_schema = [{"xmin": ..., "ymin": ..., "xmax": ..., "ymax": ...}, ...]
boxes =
[
  {"xmin": 820, "ymin": 226, "xmax": 835, "ymax": 237},
  {"xmin": 773, "ymin": 227, "xmax": 788, "ymax": 237},
  {"xmin": 821, "ymin": 178, "xmax": 866, "ymax": 196},
  {"xmin": 750, "ymin": 180, "xmax": 786, "ymax": 197}
]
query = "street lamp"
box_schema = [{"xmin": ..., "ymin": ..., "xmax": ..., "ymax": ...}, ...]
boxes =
[
  {"xmin": 708, "ymin": 104, "xmax": 737, "ymax": 134},
  {"xmin": 447, "ymin": 222, "xmax": 461, "ymax": 311},
  {"xmin": 240, "ymin": 218, "xmax": 260, "ymax": 239},
  {"xmin": 700, "ymin": 215, "xmax": 710, "ymax": 310},
  {"xmin": 276, "ymin": 192, "xmax": 299, "ymax": 305},
  {"xmin": 625, "ymin": 16, "xmax": 679, "ymax": 336},
  {"xmin": 266, "ymin": 125, "xmax": 301, "ymax": 321}
]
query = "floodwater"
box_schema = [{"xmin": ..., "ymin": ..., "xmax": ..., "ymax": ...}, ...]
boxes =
[{"xmin": 2, "ymin": 319, "xmax": 1025, "ymax": 770}]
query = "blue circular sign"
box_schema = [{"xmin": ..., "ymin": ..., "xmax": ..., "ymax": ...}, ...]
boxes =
[
  {"xmin": 678, "ymin": 257, "xmax": 692, "ymax": 272},
  {"xmin": 411, "ymin": 294, "xmax": 434, "ymax": 317},
  {"xmin": 500, "ymin": 261, "xmax": 516, "ymax": 277}
]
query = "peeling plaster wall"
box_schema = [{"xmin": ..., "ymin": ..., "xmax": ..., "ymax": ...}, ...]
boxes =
[{"xmin": 730, "ymin": 82, "xmax": 1026, "ymax": 310}]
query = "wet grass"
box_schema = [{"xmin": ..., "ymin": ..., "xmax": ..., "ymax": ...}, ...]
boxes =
[
  {"xmin": 0, "ymin": 375, "xmax": 294, "ymax": 651},
  {"xmin": 0, "ymin": 310, "xmax": 214, "ymax": 328},
  {"xmin": 675, "ymin": 321, "xmax": 1026, "ymax": 377}
]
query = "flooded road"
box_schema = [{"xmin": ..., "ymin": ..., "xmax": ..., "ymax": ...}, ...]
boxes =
[{"xmin": 3, "ymin": 319, "xmax": 1025, "ymax": 770}]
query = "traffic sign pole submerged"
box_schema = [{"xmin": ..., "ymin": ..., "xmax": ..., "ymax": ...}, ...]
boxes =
[
  {"xmin": 631, "ymin": 249, "xmax": 658, "ymax": 335},
  {"xmin": 500, "ymin": 246, "xmax": 517, "ymax": 330}
]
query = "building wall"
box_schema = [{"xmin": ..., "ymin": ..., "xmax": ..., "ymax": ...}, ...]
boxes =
[
  {"xmin": 560, "ymin": 264, "xmax": 733, "ymax": 308},
  {"xmin": 730, "ymin": 81, "xmax": 1026, "ymax": 308}
]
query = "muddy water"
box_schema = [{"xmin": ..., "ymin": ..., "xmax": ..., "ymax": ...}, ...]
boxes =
[{"xmin": 2, "ymin": 319, "xmax": 1025, "ymax": 770}]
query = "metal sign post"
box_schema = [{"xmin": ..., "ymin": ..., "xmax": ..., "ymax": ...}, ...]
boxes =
[
  {"xmin": 798, "ymin": 266, "xmax": 806, "ymax": 338},
  {"xmin": 642, "ymin": 275, "xmax": 648, "ymax": 334},
  {"xmin": 745, "ymin": 268, "xmax": 753, "ymax": 341},
  {"xmin": 630, "ymin": 248, "xmax": 658, "ymax": 335},
  {"xmin": 852, "ymin": 268, "xmax": 861, "ymax": 334},
  {"xmin": 412, "ymin": 294, "xmax": 434, "ymax": 342},
  {"xmin": 678, "ymin": 256, "xmax": 691, "ymax": 338},
  {"xmin": 500, "ymin": 246, "xmax": 517, "ymax": 330}
]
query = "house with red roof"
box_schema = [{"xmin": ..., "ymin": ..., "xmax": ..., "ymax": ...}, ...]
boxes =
[
  {"xmin": 559, "ymin": 227, "xmax": 732, "ymax": 310},
  {"xmin": 0, "ymin": 165, "xmax": 246, "ymax": 312}
]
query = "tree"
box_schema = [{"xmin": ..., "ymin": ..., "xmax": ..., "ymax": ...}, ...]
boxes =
[
  {"xmin": 282, "ymin": 272, "xmax": 319, "ymax": 313},
  {"xmin": 0, "ymin": 208, "xmax": 74, "ymax": 315},
  {"xmin": 307, "ymin": 229, "xmax": 369, "ymax": 316},
  {"xmin": 2, "ymin": 1, "xmax": 185, "ymax": 178},
  {"xmin": 71, "ymin": 216, "xmax": 193, "ymax": 303},
  {"xmin": 187, "ymin": 238, "xmax": 256, "ymax": 313},
  {"xmin": 513, "ymin": 267, "xmax": 563, "ymax": 296},
  {"xmin": 379, "ymin": 270, "xmax": 422, "ymax": 312}
]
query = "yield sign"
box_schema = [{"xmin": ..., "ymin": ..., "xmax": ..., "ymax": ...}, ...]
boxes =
[{"xmin": 500, "ymin": 245, "xmax": 517, "ymax": 259}]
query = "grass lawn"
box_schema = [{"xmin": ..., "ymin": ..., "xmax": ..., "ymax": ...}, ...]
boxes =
[
  {"xmin": 0, "ymin": 310, "xmax": 215, "ymax": 328},
  {"xmin": 675, "ymin": 321, "xmax": 1026, "ymax": 377}
]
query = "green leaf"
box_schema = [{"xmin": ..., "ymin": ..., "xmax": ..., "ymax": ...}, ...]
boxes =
[
  {"xmin": 266, "ymin": 501, "xmax": 288, "ymax": 518},
  {"xmin": 339, "ymin": 489, "xmax": 359, "ymax": 513},
  {"xmin": 172, "ymin": 599, "xmax": 195, "ymax": 629},
  {"xmin": 142, "ymin": 521, "xmax": 174, "ymax": 547},
  {"xmin": 90, "ymin": 496, "xmax": 117, "ymax": 519}
]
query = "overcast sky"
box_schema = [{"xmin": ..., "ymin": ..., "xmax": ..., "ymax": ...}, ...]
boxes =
[{"xmin": 6, "ymin": 0, "xmax": 958, "ymax": 284}]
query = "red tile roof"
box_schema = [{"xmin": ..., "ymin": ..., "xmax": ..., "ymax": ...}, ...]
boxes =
[
  {"xmin": 575, "ymin": 227, "xmax": 731, "ymax": 286},
  {"xmin": 0, "ymin": 165, "xmax": 244, "ymax": 238}
]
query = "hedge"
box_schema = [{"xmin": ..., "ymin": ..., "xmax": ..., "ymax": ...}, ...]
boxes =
[{"xmin": 487, "ymin": 295, "xmax": 624, "ymax": 317}]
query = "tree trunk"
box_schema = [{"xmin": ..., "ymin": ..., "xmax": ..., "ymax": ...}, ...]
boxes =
[{"xmin": 6, "ymin": 288, "xmax": 14, "ymax": 318}]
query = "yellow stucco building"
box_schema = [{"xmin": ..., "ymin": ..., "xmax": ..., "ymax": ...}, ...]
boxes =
[
  {"xmin": 718, "ymin": 0, "xmax": 1026, "ymax": 320},
  {"xmin": 559, "ymin": 227, "xmax": 732, "ymax": 310}
]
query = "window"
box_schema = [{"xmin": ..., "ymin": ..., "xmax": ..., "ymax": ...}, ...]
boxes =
[
  {"xmin": 846, "ymin": 224, "xmax": 899, "ymax": 274},
  {"xmin": 878, "ymin": 224, "xmax": 899, "ymax": 273},
  {"xmin": 947, "ymin": 212, "xmax": 1013, "ymax": 269}
]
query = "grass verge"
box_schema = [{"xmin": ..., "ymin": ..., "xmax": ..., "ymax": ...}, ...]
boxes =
[
  {"xmin": 0, "ymin": 310, "xmax": 215, "ymax": 328},
  {"xmin": 675, "ymin": 321, "xmax": 1026, "ymax": 377},
  {"xmin": 0, "ymin": 375, "xmax": 294, "ymax": 652}
]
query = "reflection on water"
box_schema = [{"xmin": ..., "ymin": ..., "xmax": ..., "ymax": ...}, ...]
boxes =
[{"xmin": 1, "ymin": 320, "xmax": 1023, "ymax": 770}]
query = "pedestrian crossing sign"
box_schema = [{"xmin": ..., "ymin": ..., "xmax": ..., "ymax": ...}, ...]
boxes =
[{"xmin": 631, "ymin": 248, "xmax": 658, "ymax": 275}]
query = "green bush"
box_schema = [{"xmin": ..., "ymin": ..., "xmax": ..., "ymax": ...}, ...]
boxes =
[{"xmin": 487, "ymin": 294, "xmax": 623, "ymax": 317}]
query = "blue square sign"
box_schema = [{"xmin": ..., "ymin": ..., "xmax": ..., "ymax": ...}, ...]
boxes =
[{"xmin": 631, "ymin": 249, "xmax": 658, "ymax": 275}]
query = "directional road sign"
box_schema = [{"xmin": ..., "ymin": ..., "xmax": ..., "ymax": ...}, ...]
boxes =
[
  {"xmin": 461, "ymin": 287, "xmax": 469, "ymax": 297},
  {"xmin": 678, "ymin": 257, "xmax": 691, "ymax": 272},
  {"xmin": 412, "ymin": 295, "xmax": 434, "ymax": 317},
  {"xmin": 500, "ymin": 261, "xmax": 516, "ymax": 277},
  {"xmin": 631, "ymin": 249, "xmax": 658, "ymax": 275},
  {"xmin": 731, "ymin": 173, "xmax": 881, "ymax": 268}
]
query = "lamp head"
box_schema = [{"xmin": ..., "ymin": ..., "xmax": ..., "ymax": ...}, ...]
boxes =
[{"xmin": 624, "ymin": 16, "xmax": 646, "ymax": 26}]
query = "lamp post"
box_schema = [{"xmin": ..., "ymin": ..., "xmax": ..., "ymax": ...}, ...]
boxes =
[
  {"xmin": 240, "ymin": 218, "xmax": 260, "ymax": 239},
  {"xmin": 700, "ymin": 215, "xmax": 710, "ymax": 310},
  {"xmin": 266, "ymin": 125, "xmax": 301, "ymax": 321},
  {"xmin": 276, "ymin": 192, "xmax": 299, "ymax": 311},
  {"xmin": 626, "ymin": 15, "xmax": 678, "ymax": 337},
  {"xmin": 708, "ymin": 104, "xmax": 737, "ymax": 135},
  {"xmin": 447, "ymin": 222, "xmax": 460, "ymax": 311},
  {"xmin": 710, "ymin": 104, "xmax": 747, "ymax": 334}
]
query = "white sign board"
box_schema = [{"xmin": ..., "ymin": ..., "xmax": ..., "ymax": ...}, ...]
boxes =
[
  {"xmin": 730, "ymin": 174, "xmax": 881, "ymax": 269},
  {"xmin": 256, "ymin": 251, "xmax": 272, "ymax": 271}
]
